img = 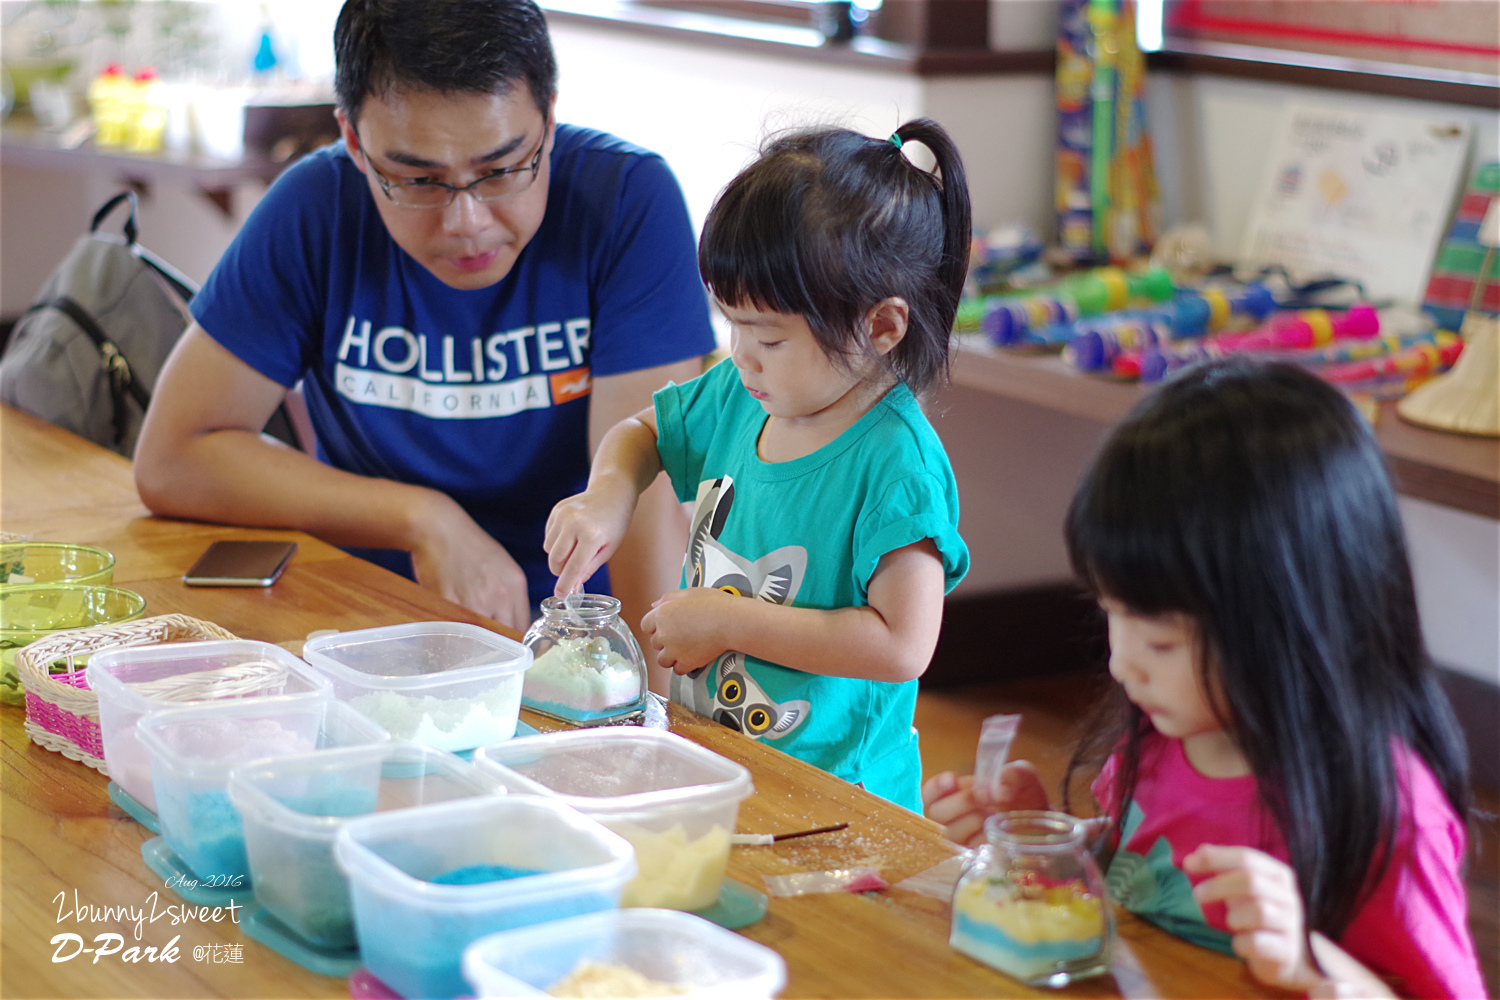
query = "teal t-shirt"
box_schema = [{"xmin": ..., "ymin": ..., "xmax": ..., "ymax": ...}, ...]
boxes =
[{"xmin": 654, "ymin": 359, "xmax": 968, "ymax": 811}]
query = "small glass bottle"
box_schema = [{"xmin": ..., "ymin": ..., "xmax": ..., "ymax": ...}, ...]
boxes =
[
  {"xmin": 949, "ymin": 811, "xmax": 1112, "ymax": 987},
  {"xmin": 521, "ymin": 595, "xmax": 648, "ymax": 726}
]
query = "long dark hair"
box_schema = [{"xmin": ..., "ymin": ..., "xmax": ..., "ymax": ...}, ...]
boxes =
[
  {"xmin": 1063, "ymin": 357, "xmax": 1470, "ymax": 939},
  {"xmin": 698, "ymin": 118, "xmax": 971, "ymax": 396},
  {"xmin": 334, "ymin": 0, "xmax": 557, "ymax": 125}
]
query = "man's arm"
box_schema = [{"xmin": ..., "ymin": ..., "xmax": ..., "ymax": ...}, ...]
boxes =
[
  {"xmin": 134, "ymin": 324, "xmax": 532, "ymax": 629},
  {"xmin": 589, "ymin": 358, "xmax": 700, "ymax": 652}
]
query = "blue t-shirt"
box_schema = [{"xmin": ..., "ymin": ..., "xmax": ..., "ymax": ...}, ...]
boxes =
[
  {"xmin": 656, "ymin": 360, "xmax": 969, "ymax": 811},
  {"xmin": 192, "ymin": 125, "xmax": 716, "ymax": 606}
]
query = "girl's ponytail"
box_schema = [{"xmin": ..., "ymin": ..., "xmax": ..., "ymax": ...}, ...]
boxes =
[{"xmin": 891, "ymin": 118, "xmax": 972, "ymax": 330}]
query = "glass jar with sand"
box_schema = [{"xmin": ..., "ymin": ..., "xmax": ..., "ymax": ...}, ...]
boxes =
[{"xmin": 521, "ymin": 595, "xmax": 648, "ymax": 725}]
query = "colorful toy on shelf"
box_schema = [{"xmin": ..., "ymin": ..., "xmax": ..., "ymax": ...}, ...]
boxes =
[
  {"xmin": 1063, "ymin": 283, "xmax": 1277, "ymax": 367},
  {"xmin": 957, "ymin": 226, "xmax": 1049, "ymax": 332},
  {"xmin": 1318, "ymin": 332, "xmax": 1462, "ymax": 390},
  {"xmin": 1422, "ymin": 162, "xmax": 1499, "ymax": 333},
  {"xmin": 1105, "ymin": 0, "xmax": 1159, "ymax": 262},
  {"xmin": 1055, "ymin": 0, "xmax": 1158, "ymax": 264},
  {"xmin": 968, "ymin": 225, "xmax": 1046, "ymax": 293},
  {"xmin": 1129, "ymin": 305, "xmax": 1380, "ymax": 383},
  {"xmin": 982, "ymin": 267, "xmax": 1173, "ymax": 345}
]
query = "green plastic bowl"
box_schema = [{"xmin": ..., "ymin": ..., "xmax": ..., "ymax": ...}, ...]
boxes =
[
  {"xmin": 0, "ymin": 583, "xmax": 146, "ymax": 706},
  {"xmin": 0, "ymin": 543, "xmax": 116, "ymax": 586}
]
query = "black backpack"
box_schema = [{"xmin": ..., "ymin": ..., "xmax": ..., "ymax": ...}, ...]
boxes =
[
  {"xmin": 0, "ymin": 192, "xmax": 297, "ymax": 455},
  {"xmin": 0, "ymin": 192, "xmax": 196, "ymax": 456}
]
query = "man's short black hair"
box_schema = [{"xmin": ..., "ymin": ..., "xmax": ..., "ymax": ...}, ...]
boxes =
[{"xmin": 334, "ymin": 0, "xmax": 557, "ymax": 126}]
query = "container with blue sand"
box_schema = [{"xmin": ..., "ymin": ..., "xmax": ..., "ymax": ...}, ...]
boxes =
[{"xmin": 334, "ymin": 794, "xmax": 636, "ymax": 1000}]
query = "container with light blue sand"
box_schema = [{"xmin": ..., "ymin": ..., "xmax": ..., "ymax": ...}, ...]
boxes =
[
  {"xmin": 137, "ymin": 698, "xmax": 388, "ymax": 887},
  {"xmin": 229, "ymin": 742, "xmax": 502, "ymax": 955},
  {"xmin": 334, "ymin": 794, "xmax": 635, "ymax": 1000},
  {"xmin": 88, "ymin": 639, "xmax": 332, "ymax": 815}
]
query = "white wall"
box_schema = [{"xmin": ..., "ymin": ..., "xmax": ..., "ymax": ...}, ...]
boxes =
[
  {"xmin": 548, "ymin": 19, "xmax": 1058, "ymax": 238},
  {"xmin": 933, "ymin": 383, "xmax": 1107, "ymax": 595},
  {"xmin": 1400, "ymin": 497, "xmax": 1500, "ymax": 686}
]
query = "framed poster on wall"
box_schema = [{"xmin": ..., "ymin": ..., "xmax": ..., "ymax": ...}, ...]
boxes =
[{"xmin": 1238, "ymin": 104, "xmax": 1471, "ymax": 305}]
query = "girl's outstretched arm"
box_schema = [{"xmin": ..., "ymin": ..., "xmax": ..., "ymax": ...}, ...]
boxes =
[
  {"xmin": 544, "ymin": 406, "xmax": 664, "ymax": 598},
  {"xmin": 1184, "ymin": 845, "xmax": 1396, "ymax": 998},
  {"xmin": 641, "ymin": 538, "xmax": 944, "ymax": 682}
]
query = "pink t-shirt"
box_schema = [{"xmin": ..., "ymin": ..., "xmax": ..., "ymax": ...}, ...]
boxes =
[{"xmin": 1094, "ymin": 733, "xmax": 1484, "ymax": 999}]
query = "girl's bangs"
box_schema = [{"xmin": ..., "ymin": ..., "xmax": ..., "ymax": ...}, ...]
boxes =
[
  {"xmin": 699, "ymin": 180, "xmax": 822, "ymax": 319},
  {"xmin": 1066, "ymin": 453, "xmax": 1207, "ymax": 619}
]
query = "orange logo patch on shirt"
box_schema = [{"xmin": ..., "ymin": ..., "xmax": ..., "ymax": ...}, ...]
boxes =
[{"xmin": 549, "ymin": 368, "xmax": 592, "ymax": 403}]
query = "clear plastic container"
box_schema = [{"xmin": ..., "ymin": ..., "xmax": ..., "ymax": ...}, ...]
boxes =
[
  {"xmin": 521, "ymin": 595, "xmax": 648, "ymax": 725},
  {"xmin": 137, "ymin": 698, "xmax": 389, "ymax": 885},
  {"xmin": 463, "ymin": 908, "xmax": 787, "ymax": 999},
  {"xmin": 87, "ymin": 640, "xmax": 332, "ymax": 813},
  {"xmin": 0, "ymin": 581, "xmax": 144, "ymax": 706},
  {"xmin": 229, "ymin": 743, "xmax": 503, "ymax": 951},
  {"xmin": 334, "ymin": 795, "xmax": 636, "ymax": 1000},
  {"xmin": 303, "ymin": 622, "xmax": 530, "ymax": 752},
  {"xmin": 474, "ymin": 728, "xmax": 752, "ymax": 911},
  {"xmin": 949, "ymin": 810, "xmax": 1113, "ymax": 987}
]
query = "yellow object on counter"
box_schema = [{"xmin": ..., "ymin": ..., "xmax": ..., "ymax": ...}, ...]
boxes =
[{"xmin": 607, "ymin": 822, "xmax": 731, "ymax": 911}]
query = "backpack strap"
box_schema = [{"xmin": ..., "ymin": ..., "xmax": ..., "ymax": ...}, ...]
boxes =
[
  {"xmin": 90, "ymin": 191, "xmax": 140, "ymax": 246},
  {"xmin": 91, "ymin": 192, "xmax": 199, "ymax": 304},
  {"xmin": 22, "ymin": 295, "xmax": 149, "ymax": 448},
  {"xmin": 135, "ymin": 245, "xmax": 198, "ymax": 305}
]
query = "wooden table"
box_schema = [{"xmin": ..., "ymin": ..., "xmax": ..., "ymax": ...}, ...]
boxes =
[
  {"xmin": 0, "ymin": 405, "xmax": 1276, "ymax": 999},
  {"xmin": 953, "ymin": 336, "xmax": 1500, "ymax": 521}
]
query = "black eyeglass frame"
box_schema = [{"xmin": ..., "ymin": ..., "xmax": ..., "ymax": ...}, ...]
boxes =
[{"xmin": 357, "ymin": 118, "xmax": 550, "ymax": 209}]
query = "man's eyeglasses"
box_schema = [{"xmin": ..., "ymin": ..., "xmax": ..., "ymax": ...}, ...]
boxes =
[{"xmin": 359, "ymin": 121, "xmax": 548, "ymax": 209}]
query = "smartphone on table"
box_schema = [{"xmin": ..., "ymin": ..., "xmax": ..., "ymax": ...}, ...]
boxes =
[{"xmin": 182, "ymin": 540, "xmax": 298, "ymax": 587}]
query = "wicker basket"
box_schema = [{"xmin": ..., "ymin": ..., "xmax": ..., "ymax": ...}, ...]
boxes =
[{"xmin": 17, "ymin": 614, "xmax": 237, "ymax": 772}]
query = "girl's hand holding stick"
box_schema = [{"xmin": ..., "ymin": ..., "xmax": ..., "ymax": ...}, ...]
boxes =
[
  {"xmin": 544, "ymin": 410, "xmax": 663, "ymax": 598},
  {"xmin": 921, "ymin": 761, "xmax": 1049, "ymax": 848}
]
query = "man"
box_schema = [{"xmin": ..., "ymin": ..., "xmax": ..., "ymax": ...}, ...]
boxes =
[{"xmin": 135, "ymin": 0, "xmax": 713, "ymax": 632}]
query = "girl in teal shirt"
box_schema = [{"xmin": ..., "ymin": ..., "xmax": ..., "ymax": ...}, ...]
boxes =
[{"xmin": 544, "ymin": 118, "xmax": 971, "ymax": 810}]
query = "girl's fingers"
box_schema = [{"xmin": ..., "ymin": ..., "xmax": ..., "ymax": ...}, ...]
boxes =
[
  {"xmin": 557, "ymin": 541, "xmax": 610, "ymax": 599},
  {"xmin": 1232, "ymin": 929, "xmax": 1301, "ymax": 979},
  {"xmin": 921, "ymin": 771, "xmax": 959, "ymax": 809},
  {"xmin": 1221, "ymin": 895, "xmax": 1288, "ymax": 933},
  {"xmin": 995, "ymin": 761, "xmax": 1049, "ymax": 810},
  {"xmin": 1182, "ymin": 843, "xmax": 1257, "ymax": 875},
  {"xmin": 946, "ymin": 811, "xmax": 988, "ymax": 849},
  {"xmin": 1191, "ymin": 869, "xmax": 1254, "ymax": 906},
  {"xmin": 925, "ymin": 789, "xmax": 981, "ymax": 827}
]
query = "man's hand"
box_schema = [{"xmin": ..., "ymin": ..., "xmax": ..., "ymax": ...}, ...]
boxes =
[
  {"xmin": 410, "ymin": 496, "xmax": 531, "ymax": 631},
  {"xmin": 544, "ymin": 477, "xmax": 639, "ymax": 599},
  {"xmin": 640, "ymin": 587, "xmax": 735, "ymax": 674},
  {"xmin": 921, "ymin": 762, "xmax": 1051, "ymax": 847},
  {"xmin": 1185, "ymin": 845, "xmax": 1323, "ymax": 993}
]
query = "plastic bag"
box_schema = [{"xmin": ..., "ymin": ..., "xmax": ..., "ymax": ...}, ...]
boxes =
[{"xmin": 762, "ymin": 867, "xmax": 888, "ymax": 896}]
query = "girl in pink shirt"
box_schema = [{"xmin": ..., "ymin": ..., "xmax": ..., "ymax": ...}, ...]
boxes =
[{"xmin": 925, "ymin": 358, "xmax": 1483, "ymax": 999}]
